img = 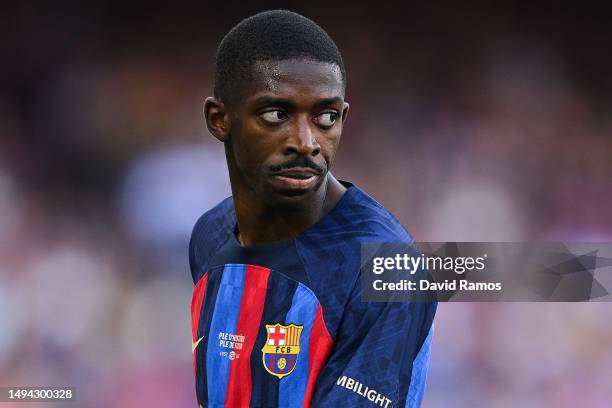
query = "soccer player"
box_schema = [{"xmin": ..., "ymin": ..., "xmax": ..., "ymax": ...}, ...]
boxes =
[{"xmin": 189, "ymin": 10, "xmax": 436, "ymax": 408}]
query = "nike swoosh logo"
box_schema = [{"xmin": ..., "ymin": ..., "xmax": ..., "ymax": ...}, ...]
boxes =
[{"xmin": 192, "ymin": 336, "xmax": 205, "ymax": 353}]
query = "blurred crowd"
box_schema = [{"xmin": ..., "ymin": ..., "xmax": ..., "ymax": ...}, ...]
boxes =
[{"xmin": 1, "ymin": 3, "xmax": 611, "ymax": 407}]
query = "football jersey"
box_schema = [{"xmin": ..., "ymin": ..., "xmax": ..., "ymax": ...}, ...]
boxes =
[{"xmin": 189, "ymin": 181, "xmax": 436, "ymax": 407}]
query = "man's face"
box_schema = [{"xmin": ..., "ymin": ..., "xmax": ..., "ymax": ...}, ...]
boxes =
[{"xmin": 223, "ymin": 59, "xmax": 349, "ymax": 206}]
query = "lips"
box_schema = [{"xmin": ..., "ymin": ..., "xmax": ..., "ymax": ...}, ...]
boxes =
[{"xmin": 271, "ymin": 167, "xmax": 321, "ymax": 190}]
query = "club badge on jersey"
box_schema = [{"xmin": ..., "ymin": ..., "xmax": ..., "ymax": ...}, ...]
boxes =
[{"xmin": 261, "ymin": 323, "xmax": 303, "ymax": 379}]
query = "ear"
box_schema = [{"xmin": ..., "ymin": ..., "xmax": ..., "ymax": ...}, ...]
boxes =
[
  {"xmin": 204, "ymin": 97, "xmax": 230, "ymax": 142},
  {"xmin": 341, "ymin": 102, "xmax": 350, "ymax": 124}
]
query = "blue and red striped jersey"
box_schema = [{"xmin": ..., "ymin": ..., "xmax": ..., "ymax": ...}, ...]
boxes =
[{"xmin": 189, "ymin": 182, "xmax": 436, "ymax": 407}]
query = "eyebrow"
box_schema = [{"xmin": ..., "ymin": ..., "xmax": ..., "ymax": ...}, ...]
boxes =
[
  {"xmin": 312, "ymin": 97, "xmax": 344, "ymax": 109},
  {"xmin": 251, "ymin": 95, "xmax": 344, "ymax": 110},
  {"xmin": 252, "ymin": 96, "xmax": 296, "ymax": 109}
]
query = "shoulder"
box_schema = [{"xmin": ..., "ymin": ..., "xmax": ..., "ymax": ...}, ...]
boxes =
[
  {"xmin": 296, "ymin": 183, "xmax": 415, "ymax": 267},
  {"xmin": 189, "ymin": 197, "xmax": 235, "ymax": 283},
  {"xmin": 294, "ymin": 183, "xmax": 416, "ymax": 336},
  {"xmin": 191, "ymin": 196, "xmax": 235, "ymax": 238},
  {"xmin": 351, "ymin": 186, "xmax": 413, "ymax": 241},
  {"xmin": 314, "ymin": 183, "xmax": 413, "ymax": 243}
]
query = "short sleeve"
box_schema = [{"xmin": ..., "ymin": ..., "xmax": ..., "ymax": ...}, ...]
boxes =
[{"xmin": 310, "ymin": 273, "xmax": 437, "ymax": 408}]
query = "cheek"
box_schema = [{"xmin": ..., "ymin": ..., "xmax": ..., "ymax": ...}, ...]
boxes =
[
  {"xmin": 319, "ymin": 131, "xmax": 342, "ymax": 162},
  {"xmin": 231, "ymin": 128, "xmax": 273, "ymax": 177},
  {"xmin": 233, "ymin": 140, "xmax": 262, "ymax": 174}
]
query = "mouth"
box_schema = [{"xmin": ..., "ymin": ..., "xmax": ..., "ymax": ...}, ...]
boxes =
[{"xmin": 270, "ymin": 167, "xmax": 321, "ymax": 190}]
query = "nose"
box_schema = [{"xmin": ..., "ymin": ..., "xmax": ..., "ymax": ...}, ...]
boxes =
[{"xmin": 283, "ymin": 115, "xmax": 321, "ymax": 156}]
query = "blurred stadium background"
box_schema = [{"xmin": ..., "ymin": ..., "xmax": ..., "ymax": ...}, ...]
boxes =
[{"xmin": 1, "ymin": 2, "xmax": 611, "ymax": 407}]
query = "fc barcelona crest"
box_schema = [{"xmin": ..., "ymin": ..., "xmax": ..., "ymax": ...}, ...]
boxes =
[{"xmin": 262, "ymin": 323, "xmax": 303, "ymax": 379}]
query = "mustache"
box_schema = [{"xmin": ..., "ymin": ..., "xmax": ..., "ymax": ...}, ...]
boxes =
[{"xmin": 269, "ymin": 156, "xmax": 325, "ymax": 174}]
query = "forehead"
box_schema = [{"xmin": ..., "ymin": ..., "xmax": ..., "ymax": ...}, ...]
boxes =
[{"xmin": 242, "ymin": 59, "xmax": 345, "ymax": 103}]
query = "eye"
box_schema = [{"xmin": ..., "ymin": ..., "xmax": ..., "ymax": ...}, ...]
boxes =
[
  {"xmin": 260, "ymin": 110, "xmax": 288, "ymax": 124},
  {"xmin": 314, "ymin": 112, "xmax": 339, "ymax": 128}
]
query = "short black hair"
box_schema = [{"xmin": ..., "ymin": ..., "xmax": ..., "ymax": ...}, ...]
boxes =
[{"xmin": 213, "ymin": 10, "xmax": 346, "ymax": 103}]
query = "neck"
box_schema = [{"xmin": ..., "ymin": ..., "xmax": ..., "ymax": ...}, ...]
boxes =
[{"xmin": 233, "ymin": 174, "xmax": 346, "ymax": 246}]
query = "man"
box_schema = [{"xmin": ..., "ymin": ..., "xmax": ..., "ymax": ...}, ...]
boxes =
[{"xmin": 189, "ymin": 10, "xmax": 436, "ymax": 408}]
